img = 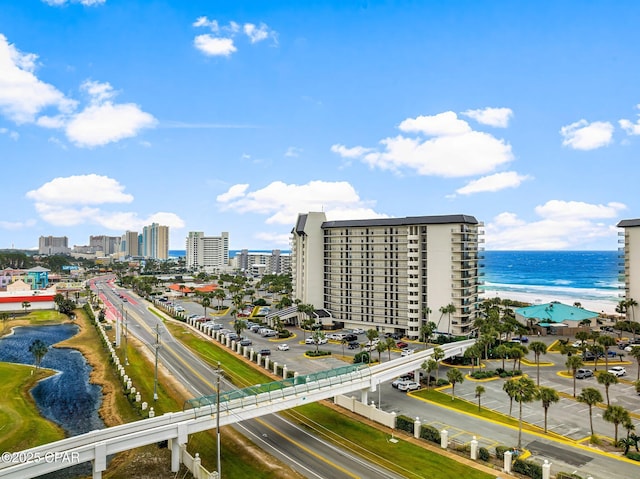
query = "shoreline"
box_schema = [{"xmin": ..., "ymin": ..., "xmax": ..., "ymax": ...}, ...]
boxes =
[{"xmin": 481, "ymin": 290, "xmax": 621, "ymax": 316}]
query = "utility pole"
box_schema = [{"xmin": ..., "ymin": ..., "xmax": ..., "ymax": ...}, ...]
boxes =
[
  {"xmin": 216, "ymin": 361, "xmax": 221, "ymax": 478},
  {"xmin": 153, "ymin": 323, "xmax": 161, "ymax": 401},
  {"xmin": 124, "ymin": 310, "xmax": 129, "ymax": 366}
]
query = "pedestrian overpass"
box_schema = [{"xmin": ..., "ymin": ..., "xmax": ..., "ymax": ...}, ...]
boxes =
[{"xmin": 0, "ymin": 340, "xmax": 475, "ymax": 479}]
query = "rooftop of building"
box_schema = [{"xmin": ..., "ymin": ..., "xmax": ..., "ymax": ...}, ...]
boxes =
[
  {"xmin": 515, "ymin": 301, "xmax": 599, "ymax": 323},
  {"xmin": 617, "ymin": 218, "xmax": 640, "ymax": 227}
]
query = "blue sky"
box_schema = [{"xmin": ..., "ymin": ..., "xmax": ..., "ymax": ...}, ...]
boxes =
[{"xmin": 1, "ymin": 1, "xmax": 640, "ymax": 251}]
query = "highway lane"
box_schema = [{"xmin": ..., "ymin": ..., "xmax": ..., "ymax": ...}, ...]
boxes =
[{"xmin": 92, "ymin": 278, "xmax": 405, "ymax": 479}]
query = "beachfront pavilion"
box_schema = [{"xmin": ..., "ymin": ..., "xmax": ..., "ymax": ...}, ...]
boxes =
[{"xmin": 515, "ymin": 301, "xmax": 599, "ymax": 335}]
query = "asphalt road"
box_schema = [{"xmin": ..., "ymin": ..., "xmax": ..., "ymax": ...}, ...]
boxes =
[{"xmin": 93, "ymin": 278, "xmax": 405, "ymax": 479}]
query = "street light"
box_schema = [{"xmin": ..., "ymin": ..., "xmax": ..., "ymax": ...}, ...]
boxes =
[
  {"xmin": 153, "ymin": 323, "xmax": 161, "ymax": 401},
  {"xmin": 215, "ymin": 362, "xmax": 222, "ymax": 478}
]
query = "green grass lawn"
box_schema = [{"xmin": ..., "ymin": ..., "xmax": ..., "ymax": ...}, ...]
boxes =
[
  {"xmin": 166, "ymin": 320, "xmax": 498, "ymax": 479},
  {"xmin": 0, "ymin": 363, "xmax": 64, "ymax": 452}
]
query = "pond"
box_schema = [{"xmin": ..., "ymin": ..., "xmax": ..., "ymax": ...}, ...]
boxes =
[{"xmin": 0, "ymin": 323, "xmax": 104, "ymax": 477}]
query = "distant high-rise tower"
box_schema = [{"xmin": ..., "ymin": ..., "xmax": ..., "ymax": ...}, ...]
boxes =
[
  {"xmin": 124, "ymin": 231, "xmax": 140, "ymax": 258},
  {"xmin": 186, "ymin": 231, "xmax": 229, "ymax": 271},
  {"xmin": 142, "ymin": 223, "xmax": 169, "ymax": 260},
  {"xmin": 617, "ymin": 218, "xmax": 640, "ymax": 321},
  {"xmin": 38, "ymin": 236, "xmax": 70, "ymax": 255}
]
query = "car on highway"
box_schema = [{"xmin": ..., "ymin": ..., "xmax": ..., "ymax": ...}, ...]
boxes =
[
  {"xmin": 277, "ymin": 344, "xmax": 290, "ymax": 351},
  {"xmin": 576, "ymin": 368, "xmax": 593, "ymax": 379},
  {"xmin": 608, "ymin": 366, "xmax": 626, "ymax": 377},
  {"xmin": 397, "ymin": 380, "xmax": 421, "ymax": 392}
]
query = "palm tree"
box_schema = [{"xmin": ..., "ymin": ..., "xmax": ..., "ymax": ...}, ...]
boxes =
[
  {"xmin": 536, "ymin": 386, "xmax": 560, "ymax": 433},
  {"xmin": 312, "ymin": 330, "xmax": 326, "ymax": 354},
  {"xmin": 604, "ymin": 405, "xmax": 630, "ymax": 445},
  {"xmin": 439, "ymin": 304, "xmax": 456, "ymax": 337},
  {"xmin": 494, "ymin": 344, "xmax": 509, "ymax": 370},
  {"xmin": 529, "ymin": 341, "xmax": 547, "ymax": 386},
  {"xmin": 422, "ymin": 359, "xmax": 437, "ymax": 388},
  {"xmin": 233, "ymin": 319, "xmax": 247, "ymax": 337},
  {"xmin": 432, "ymin": 346, "xmax": 445, "ymax": 382},
  {"xmin": 475, "ymin": 385, "xmax": 485, "ymax": 412},
  {"xmin": 0, "ymin": 312, "xmax": 9, "ymax": 332},
  {"xmin": 577, "ymin": 387, "xmax": 603, "ymax": 438},
  {"xmin": 597, "ymin": 371, "xmax": 619, "ymax": 406},
  {"xmin": 464, "ymin": 344, "xmax": 482, "ymax": 373},
  {"xmin": 22, "ymin": 301, "xmax": 31, "ymax": 315},
  {"xmin": 510, "ymin": 346, "xmax": 525, "ymax": 372},
  {"xmin": 213, "ymin": 289, "xmax": 226, "ymax": 308},
  {"xmin": 503, "ymin": 377, "xmax": 518, "ymax": 416},
  {"xmin": 598, "ymin": 335, "xmax": 617, "ymax": 370},
  {"xmin": 365, "ymin": 328, "xmax": 379, "ymax": 347},
  {"xmin": 201, "ymin": 295, "xmax": 211, "ymax": 319},
  {"xmin": 446, "ymin": 368, "xmax": 464, "ymax": 400},
  {"xmin": 384, "ymin": 337, "xmax": 395, "ymax": 361},
  {"xmin": 297, "ymin": 303, "xmax": 316, "ymax": 330},
  {"xmin": 420, "ymin": 320, "xmax": 436, "ymax": 350},
  {"xmin": 627, "ymin": 298, "xmax": 638, "ymax": 327},
  {"xmin": 375, "ymin": 342, "xmax": 386, "ymax": 363},
  {"xmin": 565, "ymin": 355, "xmax": 583, "ymax": 397},
  {"xmin": 629, "ymin": 346, "xmax": 640, "ymax": 381},
  {"xmin": 509, "ymin": 376, "xmax": 537, "ymax": 448},
  {"xmin": 29, "ymin": 339, "xmax": 48, "ymax": 369},
  {"xmin": 588, "ymin": 343, "xmax": 604, "ymax": 371}
]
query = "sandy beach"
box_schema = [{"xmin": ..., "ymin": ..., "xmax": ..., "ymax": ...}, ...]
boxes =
[{"xmin": 481, "ymin": 290, "xmax": 621, "ymax": 316}]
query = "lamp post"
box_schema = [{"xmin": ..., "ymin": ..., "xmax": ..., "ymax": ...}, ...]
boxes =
[
  {"xmin": 124, "ymin": 310, "xmax": 129, "ymax": 366},
  {"xmin": 216, "ymin": 362, "xmax": 222, "ymax": 478},
  {"xmin": 153, "ymin": 323, "xmax": 160, "ymax": 401}
]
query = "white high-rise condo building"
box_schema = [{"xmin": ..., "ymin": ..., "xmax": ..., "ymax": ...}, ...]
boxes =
[
  {"xmin": 617, "ymin": 218, "xmax": 640, "ymax": 320},
  {"xmin": 186, "ymin": 231, "xmax": 229, "ymax": 272},
  {"xmin": 291, "ymin": 212, "xmax": 484, "ymax": 339},
  {"xmin": 142, "ymin": 223, "xmax": 169, "ymax": 260}
]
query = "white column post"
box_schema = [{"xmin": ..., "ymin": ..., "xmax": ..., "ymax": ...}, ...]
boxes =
[
  {"xmin": 542, "ymin": 459, "xmax": 551, "ymax": 479},
  {"xmin": 503, "ymin": 450, "xmax": 512, "ymax": 474},
  {"xmin": 414, "ymin": 417, "xmax": 421, "ymax": 439},
  {"xmin": 93, "ymin": 441, "xmax": 107, "ymax": 479},
  {"xmin": 440, "ymin": 429, "xmax": 448, "ymax": 449},
  {"xmin": 470, "ymin": 436, "xmax": 478, "ymax": 460}
]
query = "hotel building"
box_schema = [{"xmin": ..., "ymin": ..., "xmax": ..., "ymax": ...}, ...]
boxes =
[
  {"xmin": 617, "ymin": 218, "xmax": 640, "ymax": 319},
  {"xmin": 291, "ymin": 212, "xmax": 484, "ymax": 339},
  {"xmin": 186, "ymin": 231, "xmax": 230, "ymax": 272}
]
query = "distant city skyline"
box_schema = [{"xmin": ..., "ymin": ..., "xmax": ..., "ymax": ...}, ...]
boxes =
[{"xmin": 2, "ymin": 2, "xmax": 640, "ymax": 251}]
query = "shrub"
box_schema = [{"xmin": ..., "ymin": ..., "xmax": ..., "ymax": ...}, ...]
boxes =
[
  {"xmin": 396, "ymin": 415, "xmax": 414, "ymax": 434},
  {"xmin": 556, "ymin": 472, "xmax": 584, "ymax": 479},
  {"xmin": 435, "ymin": 378, "xmax": 450, "ymax": 387},
  {"xmin": 470, "ymin": 370, "xmax": 497, "ymax": 379},
  {"xmin": 495, "ymin": 445, "xmax": 514, "ymax": 460},
  {"xmin": 626, "ymin": 451, "xmax": 640, "ymax": 461},
  {"xmin": 513, "ymin": 459, "xmax": 542, "ymax": 479},
  {"xmin": 419, "ymin": 425, "xmax": 441, "ymax": 443},
  {"xmin": 354, "ymin": 352, "xmax": 370, "ymax": 364},
  {"xmin": 478, "ymin": 446, "xmax": 490, "ymax": 462},
  {"xmin": 307, "ymin": 350, "xmax": 331, "ymax": 357}
]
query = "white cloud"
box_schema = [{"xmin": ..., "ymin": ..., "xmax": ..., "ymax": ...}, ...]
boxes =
[
  {"xmin": 0, "ymin": 36, "xmax": 155, "ymax": 147},
  {"xmin": 217, "ymin": 184, "xmax": 249, "ymax": 202},
  {"xmin": 485, "ymin": 200, "xmax": 626, "ymax": 250},
  {"xmin": 0, "ymin": 127, "xmax": 19, "ymax": 140},
  {"xmin": 193, "ymin": 35, "xmax": 237, "ymax": 57},
  {"xmin": 455, "ymin": 171, "xmax": 531, "ymax": 195},
  {"xmin": 399, "ymin": 111, "xmax": 471, "ymax": 136},
  {"xmin": 254, "ymin": 231, "xmax": 291, "ymax": 246},
  {"xmin": 461, "ymin": 107, "xmax": 513, "ymax": 128},
  {"xmin": 285, "ymin": 146, "xmax": 302, "ymax": 157},
  {"xmin": 193, "ymin": 18, "xmax": 276, "ymax": 57},
  {"xmin": 0, "ymin": 219, "xmax": 36, "ymax": 230},
  {"xmin": 330, "ymin": 144, "xmax": 373, "ymax": 158},
  {"xmin": 332, "ymin": 111, "xmax": 513, "ymax": 177},
  {"xmin": 0, "ymin": 34, "xmax": 76, "ymax": 124},
  {"xmin": 65, "ymin": 101, "xmax": 157, "ymax": 147},
  {"xmin": 26, "ymin": 174, "xmax": 134, "ymax": 205},
  {"xmin": 243, "ymin": 23, "xmax": 271, "ymax": 43},
  {"xmin": 25, "ymin": 174, "xmax": 184, "ymax": 231},
  {"xmin": 619, "ymin": 105, "xmax": 640, "ymax": 136},
  {"xmin": 560, "ymin": 119, "xmax": 614, "ymax": 150},
  {"xmin": 216, "ymin": 180, "xmax": 385, "ymax": 225},
  {"xmin": 42, "ymin": 0, "xmax": 106, "ymax": 6}
]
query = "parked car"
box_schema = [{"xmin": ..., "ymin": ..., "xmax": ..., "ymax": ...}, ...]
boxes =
[
  {"xmin": 401, "ymin": 349, "xmax": 415, "ymax": 357},
  {"xmin": 262, "ymin": 330, "xmax": 278, "ymax": 338},
  {"xmin": 239, "ymin": 338, "xmax": 252, "ymax": 347},
  {"xmin": 576, "ymin": 368, "xmax": 594, "ymax": 379},
  {"xmin": 344, "ymin": 334, "xmax": 358, "ymax": 342},
  {"xmin": 396, "ymin": 341, "xmax": 409, "ymax": 349},
  {"xmin": 391, "ymin": 376, "xmax": 413, "ymax": 388},
  {"xmin": 573, "ymin": 340, "xmax": 587, "ymax": 348},
  {"xmin": 259, "ymin": 349, "xmax": 271, "ymax": 356},
  {"xmin": 352, "ymin": 328, "xmax": 365, "ymax": 335},
  {"xmin": 277, "ymin": 344, "xmax": 290, "ymax": 351},
  {"xmin": 608, "ymin": 366, "xmax": 626, "ymax": 377},
  {"xmin": 397, "ymin": 380, "xmax": 421, "ymax": 392},
  {"xmin": 347, "ymin": 341, "xmax": 359, "ymax": 349},
  {"xmin": 305, "ymin": 337, "xmax": 328, "ymax": 345}
]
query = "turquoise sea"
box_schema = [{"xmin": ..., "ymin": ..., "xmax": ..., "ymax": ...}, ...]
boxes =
[{"xmin": 482, "ymin": 250, "xmax": 622, "ymax": 306}]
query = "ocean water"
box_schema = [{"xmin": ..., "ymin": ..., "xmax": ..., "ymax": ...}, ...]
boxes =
[{"xmin": 482, "ymin": 250, "xmax": 622, "ymax": 304}]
